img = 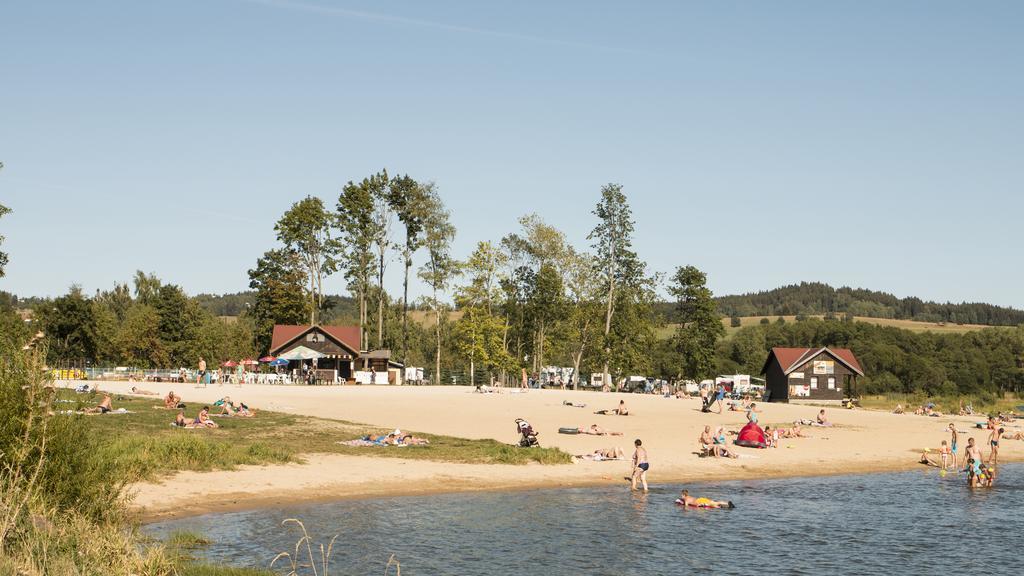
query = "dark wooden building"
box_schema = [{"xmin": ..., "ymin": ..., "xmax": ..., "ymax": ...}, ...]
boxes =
[
  {"xmin": 269, "ymin": 325, "xmax": 363, "ymax": 380},
  {"xmin": 761, "ymin": 347, "xmax": 864, "ymax": 403}
]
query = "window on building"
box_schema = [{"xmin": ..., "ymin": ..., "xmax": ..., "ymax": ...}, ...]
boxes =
[
  {"xmin": 827, "ymin": 377, "xmax": 836, "ymax": 390},
  {"xmin": 810, "ymin": 377, "xmax": 818, "ymax": 389}
]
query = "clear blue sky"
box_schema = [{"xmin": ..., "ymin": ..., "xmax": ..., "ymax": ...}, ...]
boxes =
[{"xmin": 2, "ymin": 0, "xmax": 1022, "ymax": 307}]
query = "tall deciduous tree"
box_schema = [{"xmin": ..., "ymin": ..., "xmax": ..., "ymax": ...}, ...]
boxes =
[
  {"xmin": 247, "ymin": 248, "xmax": 311, "ymax": 353},
  {"xmin": 275, "ymin": 196, "xmax": 339, "ymax": 326},
  {"xmin": 369, "ymin": 171, "xmax": 396, "ymax": 349},
  {"xmin": 337, "ymin": 175, "xmax": 379, "ymax": 348},
  {"xmin": 390, "ymin": 175, "xmax": 430, "ymax": 365},
  {"xmin": 560, "ymin": 248, "xmax": 602, "ymax": 389},
  {"xmin": 455, "ymin": 241, "xmax": 514, "ymax": 385},
  {"xmin": 417, "ymin": 187, "xmax": 457, "ymax": 384},
  {"xmin": 670, "ymin": 265, "xmax": 725, "ymax": 380},
  {"xmin": 588, "ymin": 184, "xmax": 645, "ymax": 388}
]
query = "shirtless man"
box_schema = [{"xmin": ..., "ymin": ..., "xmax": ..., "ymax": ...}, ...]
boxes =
[
  {"xmin": 130, "ymin": 386, "xmax": 158, "ymax": 396},
  {"xmin": 678, "ymin": 489, "xmax": 734, "ymax": 509},
  {"xmin": 174, "ymin": 411, "xmax": 196, "ymax": 427},
  {"xmin": 83, "ymin": 394, "xmax": 113, "ymax": 414},
  {"xmin": 196, "ymin": 357, "xmax": 207, "ymax": 388},
  {"xmin": 163, "ymin": 391, "xmax": 182, "ymax": 409},
  {"xmin": 699, "ymin": 425, "xmax": 717, "ymax": 456},
  {"xmin": 989, "ymin": 428, "xmax": 1004, "ymax": 464},
  {"xmin": 965, "ymin": 437, "xmax": 984, "ymax": 468},
  {"xmin": 631, "ymin": 439, "xmax": 649, "ymax": 492}
]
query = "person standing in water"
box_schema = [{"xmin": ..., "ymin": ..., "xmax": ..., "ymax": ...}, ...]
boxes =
[
  {"xmin": 989, "ymin": 427, "xmax": 1003, "ymax": 465},
  {"xmin": 949, "ymin": 423, "xmax": 959, "ymax": 467},
  {"xmin": 965, "ymin": 437, "xmax": 984, "ymax": 468},
  {"xmin": 631, "ymin": 439, "xmax": 649, "ymax": 492}
]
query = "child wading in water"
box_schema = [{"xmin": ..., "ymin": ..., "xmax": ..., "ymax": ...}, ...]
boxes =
[
  {"xmin": 631, "ymin": 439, "xmax": 649, "ymax": 492},
  {"xmin": 939, "ymin": 440, "xmax": 952, "ymax": 470}
]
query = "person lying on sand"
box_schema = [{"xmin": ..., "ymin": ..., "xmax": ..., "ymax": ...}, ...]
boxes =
[
  {"xmin": 399, "ymin": 434, "xmax": 430, "ymax": 445},
  {"xmin": 130, "ymin": 386, "xmax": 158, "ymax": 396},
  {"xmin": 678, "ymin": 490, "xmax": 734, "ymax": 509},
  {"xmin": 577, "ymin": 424, "xmax": 623, "ymax": 436},
  {"xmin": 83, "ymin": 394, "xmax": 113, "ymax": 414},
  {"xmin": 563, "ymin": 400, "xmax": 587, "ymax": 408},
  {"xmin": 595, "ymin": 400, "xmax": 629, "ymax": 416},
  {"xmin": 1002, "ymin": 431, "xmax": 1024, "ymax": 441},
  {"xmin": 573, "ymin": 447, "xmax": 625, "ymax": 462}
]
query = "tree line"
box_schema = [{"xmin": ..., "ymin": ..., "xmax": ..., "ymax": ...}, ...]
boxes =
[
  {"xmin": 719, "ymin": 316, "xmax": 1024, "ymax": 397},
  {"xmin": 712, "ymin": 281, "xmax": 1024, "ymax": 326},
  {"xmin": 4, "ymin": 169, "xmax": 1023, "ymax": 395}
]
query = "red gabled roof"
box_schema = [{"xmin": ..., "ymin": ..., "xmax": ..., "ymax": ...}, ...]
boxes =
[
  {"xmin": 269, "ymin": 325, "xmax": 361, "ymax": 355},
  {"xmin": 762, "ymin": 347, "xmax": 863, "ymax": 376}
]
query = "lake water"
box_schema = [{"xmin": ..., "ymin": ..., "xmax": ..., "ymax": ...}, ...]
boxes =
[{"xmin": 146, "ymin": 465, "xmax": 1023, "ymax": 575}]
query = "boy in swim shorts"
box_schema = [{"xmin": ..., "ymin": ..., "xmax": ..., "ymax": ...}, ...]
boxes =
[{"xmin": 949, "ymin": 423, "xmax": 959, "ymax": 467}]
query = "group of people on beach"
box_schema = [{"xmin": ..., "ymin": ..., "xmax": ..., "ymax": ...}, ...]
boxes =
[{"xmin": 919, "ymin": 417, "xmax": 1011, "ymax": 488}]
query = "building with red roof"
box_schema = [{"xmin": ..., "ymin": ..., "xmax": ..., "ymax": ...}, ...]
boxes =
[
  {"xmin": 760, "ymin": 347, "xmax": 864, "ymax": 403},
  {"xmin": 270, "ymin": 324, "xmax": 393, "ymax": 382}
]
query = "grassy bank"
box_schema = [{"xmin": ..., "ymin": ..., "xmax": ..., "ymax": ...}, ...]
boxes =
[
  {"xmin": 859, "ymin": 392, "xmax": 1023, "ymax": 415},
  {"xmin": 63, "ymin": 390, "xmax": 571, "ymax": 482}
]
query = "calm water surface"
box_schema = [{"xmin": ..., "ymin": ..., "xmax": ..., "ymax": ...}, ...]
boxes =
[{"xmin": 146, "ymin": 465, "xmax": 1022, "ymax": 575}]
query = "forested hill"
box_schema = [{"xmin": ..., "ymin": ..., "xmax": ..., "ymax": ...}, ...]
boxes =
[{"xmin": 712, "ymin": 282, "xmax": 1024, "ymax": 326}]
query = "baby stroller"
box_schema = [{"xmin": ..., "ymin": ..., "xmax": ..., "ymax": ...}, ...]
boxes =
[{"xmin": 515, "ymin": 418, "xmax": 539, "ymax": 448}]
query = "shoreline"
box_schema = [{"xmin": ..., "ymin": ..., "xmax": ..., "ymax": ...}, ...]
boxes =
[
  {"xmin": 68, "ymin": 381, "xmax": 1018, "ymax": 525},
  {"xmin": 133, "ymin": 452, "xmax": 1024, "ymax": 524}
]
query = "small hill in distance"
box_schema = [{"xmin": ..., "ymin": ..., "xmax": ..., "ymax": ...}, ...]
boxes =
[{"xmin": 709, "ymin": 282, "xmax": 1024, "ymax": 327}]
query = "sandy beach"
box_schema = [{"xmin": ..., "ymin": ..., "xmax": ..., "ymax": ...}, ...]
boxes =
[{"xmin": 75, "ymin": 382, "xmax": 1022, "ymax": 521}]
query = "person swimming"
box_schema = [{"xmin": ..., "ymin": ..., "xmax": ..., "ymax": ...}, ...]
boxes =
[{"xmin": 677, "ymin": 489, "xmax": 734, "ymax": 509}]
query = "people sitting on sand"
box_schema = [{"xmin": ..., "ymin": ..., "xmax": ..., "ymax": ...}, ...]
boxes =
[
  {"xmin": 764, "ymin": 425, "xmax": 778, "ymax": 448},
  {"xmin": 677, "ymin": 489, "xmax": 734, "ymax": 509},
  {"xmin": 130, "ymin": 386, "xmax": 158, "ymax": 396},
  {"xmin": 893, "ymin": 404, "xmax": 904, "ymax": 414},
  {"xmin": 816, "ymin": 409, "xmax": 832, "ymax": 427},
  {"xmin": 163, "ymin": 391, "xmax": 183, "ymax": 409},
  {"xmin": 195, "ymin": 406, "xmax": 219, "ymax": 428},
  {"xmin": 83, "ymin": 394, "xmax": 113, "ymax": 414},
  {"xmin": 919, "ymin": 449, "xmax": 939, "ymax": 467},
  {"xmin": 595, "ymin": 400, "xmax": 629, "ymax": 416},
  {"xmin": 699, "ymin": 425, "xmax": 716, "ymax": 456},
  {"xmin": 713, "ymin": 426, "xmax": 739, "ymax": 458},
  {"xmin": 779, "ymin": 423, "xmax": 809, "ymax": 438},
  {"xmin": 577, "ymin": 424, "xmax": 623, "ymax": 436}
]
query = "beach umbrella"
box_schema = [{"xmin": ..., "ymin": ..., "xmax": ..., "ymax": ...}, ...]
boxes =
[
  {"xmin": 277, "ymin": 346, "xmax": 325, "ymax": 361},
  {"xmin": 222, "ymin": 360, "xmax": 238, "ymax": 367},
  {"xmin": 259, "ymin": 356, "xmax": 276, "ymax": 363},
  {"xmin": 242, "ymin": 359, "xmax": 259, "ymax": 366},
  {"xmin": 270, "ymin": 358, "xmax": 289, "ymax": 367}
]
